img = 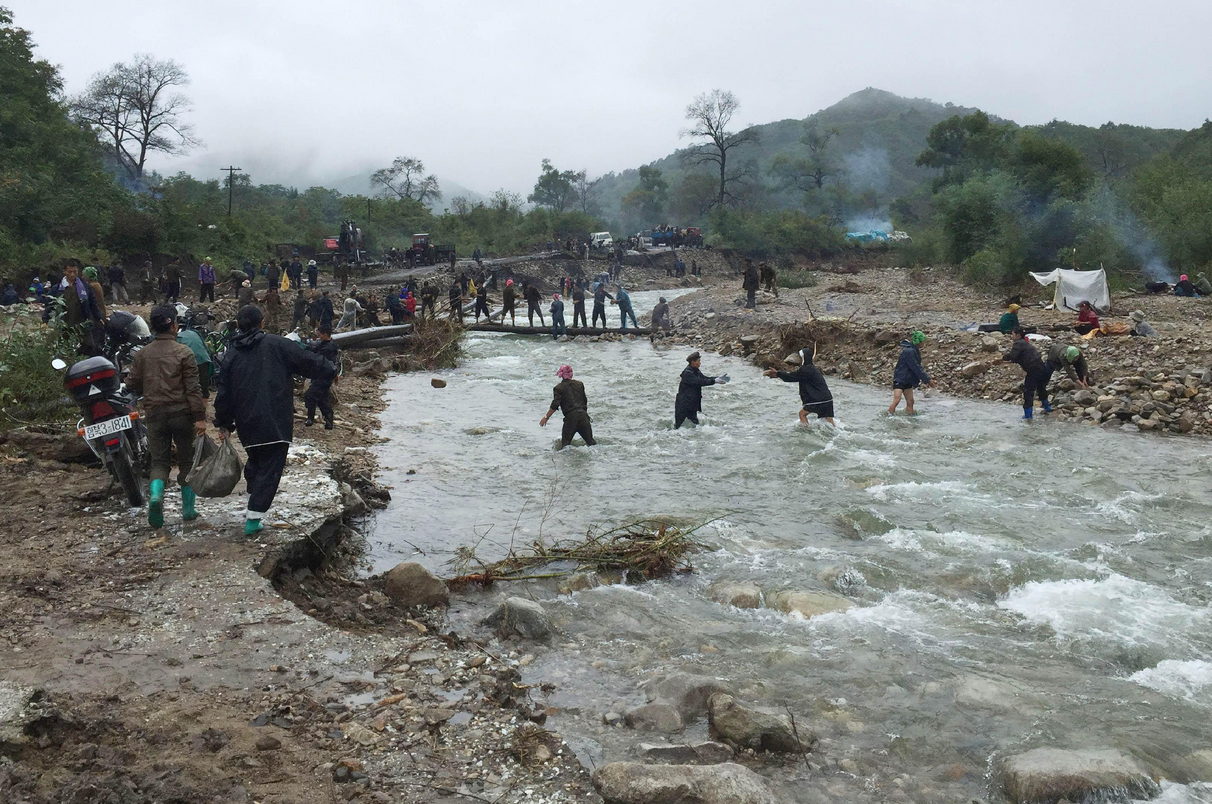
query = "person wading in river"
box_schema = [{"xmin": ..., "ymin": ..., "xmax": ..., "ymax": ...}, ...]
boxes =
[
  {"xmin": 675, "ymin": 351, "xmax": 730, "ymax": 429},
  {"xmin": 1002, "ymin": 327, "xmax": 1051, "ymax": 420},
  {"xmin": 765, "ymin": 346, "xmax": 834, "ymax": 425},
  {"xmin": 888, "ymin": 331, "xmax": 934, "ymax": 415},
  {"xmin": 540, "ymin": 364, "xmax": 596, "ymax": 448}
]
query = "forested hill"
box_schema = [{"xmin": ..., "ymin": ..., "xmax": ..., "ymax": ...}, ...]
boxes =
[{"xmin": 592, "ymin": 87, "xmax": 1188, "ymax": 229}]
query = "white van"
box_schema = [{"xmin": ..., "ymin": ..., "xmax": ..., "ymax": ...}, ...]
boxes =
[{"xmin": 590, "ymin": 231, "xmax": 614, "ymax": 248}]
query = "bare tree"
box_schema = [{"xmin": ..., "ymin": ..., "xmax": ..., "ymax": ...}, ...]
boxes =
[
  {"xmin": 680, "ymin": 90, "xmax": 759, "ymax": 209},
  {"xmin": 371, "ymin": 156, "xmax": 442, "ymax": 204},
  {"xmin": 72, "ymin": 54, "xmax": 200, "ymax": 181},
  {"xmin": 574, "ymin": 171, "xmax": 602, "ymax": 215}
]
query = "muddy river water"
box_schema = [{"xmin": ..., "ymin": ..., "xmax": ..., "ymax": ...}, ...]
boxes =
[{"xmin": 371, "ymin": 288, "xmax": 1212, "ymax": 803}]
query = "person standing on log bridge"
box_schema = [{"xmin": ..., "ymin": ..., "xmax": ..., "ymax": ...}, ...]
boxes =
[
  {"xmin": 571, "ymin": 282, "xmax": 587, "ymax": 328},
  {"xmin": 502, "ymin": 279, "xmax": 518, "ymax": 325},
  {"xmin": 592, "ymin": 281, "xmax": 613, "ymax": 328},
  {"xmin": 524, "ymin": 282, "xmax": 545, "ymax": 327},
  {"xmin": 540, "ymin": 364, "xmax": 596, "ymax": 448},
  {"xmin": 550, "ymin": 294, "xmax": 566, "ymax": 339}
]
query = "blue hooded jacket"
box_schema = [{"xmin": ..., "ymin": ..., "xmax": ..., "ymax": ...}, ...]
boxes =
[{"xmin": 893, "ymin": 340, "xmax": 931, "ymax": 388}]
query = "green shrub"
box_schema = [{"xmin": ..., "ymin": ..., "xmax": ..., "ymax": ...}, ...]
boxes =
[
  {"xmin": 777, "ymin": 271, "xmax": 818, "ymax": 289},
  {"xmin": 0, "ymin": 316, "xmax": 72, "ymax": 427}
]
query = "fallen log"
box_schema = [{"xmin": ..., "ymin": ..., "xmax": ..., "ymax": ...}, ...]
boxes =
[
  {"xmin": 332, "ymin": 323, "xmax": 413, "ymax": 347},
  {"xmin": 466, "ymin": 323, "xmax": 652, "ymax": 336}
]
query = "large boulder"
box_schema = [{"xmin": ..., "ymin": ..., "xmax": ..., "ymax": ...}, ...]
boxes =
[
  {"xmin": 624, "ymin": 703, "xmax": 683, "ymax": 734},
  {"xmin": 383, "ymin": 562, "xmax": 449, "ymax": 607},
  {"xmin": 643, "ymin": 673, "xmax": 731, "ymax": 721},
  {"xmin": 592, "ymin": 761, "xmax": 777, "ymax": 804},
  {"xmin": 482, "ymin": 597, "xmax": 552, "ymax": 641},
  {"xmin": 707, "ymin": 693, "xmax": 813, "ymax": 753},
  {"xmin": 768, "ymin": 590, "xmax": 853, "ymax": 620},
  {"xmin": 1000, "ymin": 748, "xmax": 1160, "ymax": 804}
]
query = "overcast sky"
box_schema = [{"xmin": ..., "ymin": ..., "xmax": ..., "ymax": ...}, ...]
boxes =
[{"xmin": 11, "ymin": 0, "xmax": 1211, "ymax": 196}]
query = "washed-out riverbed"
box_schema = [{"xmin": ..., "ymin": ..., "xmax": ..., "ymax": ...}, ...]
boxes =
[{"xmin": 371, "ymin": 289, "xmax": 1212, "ymax": 803}]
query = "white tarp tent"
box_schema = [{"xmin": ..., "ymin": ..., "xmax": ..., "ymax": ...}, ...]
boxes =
[{"xmin": 1029, "ymin": 268, "xmax": 1111, "ymax": 311}]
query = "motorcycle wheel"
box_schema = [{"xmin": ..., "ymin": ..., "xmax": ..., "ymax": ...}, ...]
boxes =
[{"xmin": 113, "ymin": 442, "xmax": 145, "ymax": 507}]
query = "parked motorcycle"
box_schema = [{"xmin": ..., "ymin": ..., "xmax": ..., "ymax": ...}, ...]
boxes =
[
  {"xmin": 103, "ymin": 310, "xmax": 152, "ymax": 371},
  {"xmin": 53, "ymin": 354, "xmax": 149, "ymax": 506}
]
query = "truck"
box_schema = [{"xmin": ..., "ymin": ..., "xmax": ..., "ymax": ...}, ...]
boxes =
[{"xmin": 407, "ymin": 233, "xmax": 456, "ymax": 267}]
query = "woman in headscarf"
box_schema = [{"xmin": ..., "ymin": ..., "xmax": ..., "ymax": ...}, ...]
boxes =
[
  {"xmin": 82, "ymin": 266, "xmax": 108, "ymax": 318},
  {"xmin": 540, "ymin": 364, "xmax": 595, "ymax": 447},
  {"xmin": 675, "ymin": 351, "xmax": 729, "ymax": 428},
  {"xmin": 764, "ymin": 345, "xmax": 834, "ymax": 425}
]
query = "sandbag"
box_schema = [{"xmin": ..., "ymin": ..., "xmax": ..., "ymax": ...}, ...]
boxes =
[
  {"xmin": 186, "ymin": 434, "xmax": 217, "ymax": 478},
  {"xmin": 186, "ymin": 436, "xmax": 243, "ymax": 497}
]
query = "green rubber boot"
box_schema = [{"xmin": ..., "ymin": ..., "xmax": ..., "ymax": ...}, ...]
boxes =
[
  {"xmin": 181, "ymin": 485, "xmax": 198, "ymax": 521},
  {"xmin": 244, "ymin": 518, "xmax": 264, "ymax": 536},
  {"xmin": 148, "ymin": 479, "xmax": 165, "ymax": 528}
]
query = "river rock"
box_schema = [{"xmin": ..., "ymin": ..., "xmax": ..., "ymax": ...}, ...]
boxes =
[
  {"xmin": 637, "ymin": 741, "xmax": 734, "ymax": 765},
  {"xmin": 430, "ymin": 377, "xmax": 447, "ymax": 388},
  {"xmin": 592, "ymin": 761, "xmax": 777, "ymax": 804},
  {"xmin": 1073, "ymin": 389, "xmax": 1098, "ymax": 406},
  {"xmin": 707, "ymin": 583, "xmax": 762, "ymax": 609},
  {"xmin": 483, "ymin": 597, "xmax": 552, "ymax": 641},
  {"xmin": 999, "ymin": 748, "xmax": 1159, "ymax": 804},
  {"xmin": 961, "ymin": 361, "xmax": 990, "ymax": 378},
  {"xmin": 0, "ymin": 683, "xmax": 39, "ymax": 746},
  {"xmin": 557, "ymin": 572, "xmax": 600, "ymax": 595},
  {"xmin": 625, "ymin": 703, "xmax": 683, "ymax": 733},
  {"xmin": 1178, "ymin": 749, "xmax": 1212, "ymax": 782},
  {"xmin": 643, "ymin": 673, "xmax": 731, "ymax": 721},
  {"xmin": 383, "ymin": 562, "xmax": 450, "ymax": 607},
  {"xmin": 707, "ymin": 693, "xmax": 813, "ymax": 753},
  {"xmin": 768, "ymin": 590, "xmax": 853, "ymax": 619}
]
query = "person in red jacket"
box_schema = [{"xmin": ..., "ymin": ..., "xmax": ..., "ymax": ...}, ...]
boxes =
[{"xmin": 1074, "ymin": 301, "xmax": 1100, "ymax": 335}]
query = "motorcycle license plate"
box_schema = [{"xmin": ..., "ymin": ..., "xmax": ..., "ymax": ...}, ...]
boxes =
[{"xmin": 84, "ymin": 416, "xmax": 132, "ymax": 441}]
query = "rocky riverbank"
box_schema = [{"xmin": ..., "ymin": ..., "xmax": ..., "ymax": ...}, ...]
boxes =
[
  {"xmin": 660, "ymin": 257, "xmax": 1212, "ymax": 437},
  {"xmin": 0, "ymin": 354, "xmax": 598, "ymax": 803}
]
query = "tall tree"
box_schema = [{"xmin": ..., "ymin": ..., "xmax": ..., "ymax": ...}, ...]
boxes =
[
  {"xmin": 371, "ymin": 156, "xmax": 442, "ymax": 204},
  {"xmin": 528, "ymin": 159, "xmax": 582, "ymax": 211},
  {"xmin": 680, "ymin": 90, "xmax": 759, "ymax": 209},
  {"xmin": 770, "ymin": 119, "xmax": 842, "ymax": 196},
  {"xmin": 574, "ymin": 170, "xmax": 602, "ymax": 215},
  {"xmin": 621, "ymin": 166, "xmax": 668, "ymax": 228},
  {"xmin": 0, "ymin": 7, "xmax": 119, "ymax": 246},
  {"xmin": 71, "ymin": 53, "xmax": 200, "ymax": 182},
  {"xmin": 915, "ymin": 110, "xmax": 1012, "ymax": 189}
]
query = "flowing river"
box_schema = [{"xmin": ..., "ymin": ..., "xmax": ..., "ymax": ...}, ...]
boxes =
[{"xmin": 371, "ymin": 288, "xmax": 1212, "ymax": 803}]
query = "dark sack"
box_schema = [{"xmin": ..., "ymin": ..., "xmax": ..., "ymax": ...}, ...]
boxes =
[{"xmin": 186, "ymin": 435, "xmax": 243, "ymax": 497}]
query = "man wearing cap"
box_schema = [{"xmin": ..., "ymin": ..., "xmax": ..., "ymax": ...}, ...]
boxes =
[
  {"xmin": 307, "ymin": 260, "xmax": 319, "ymax": 290},
  {"xmin": 1002, "ymin": 327, "xmax": 1051, "ymax": 420},
  {"xmin": 126, "ymin": 305, "xmax": 207, "ymax": 528},
  {"xmin": 765, "ymin": 346, "xmax": 835, "ymax": 425},
  {"xmin": 198, "ymin": 257, "xmax": 217, "ymax": 303},
  {"xmin": 889, "ymin": 331, "xmax": 934, "ymax": 415},
  {"xmin": 1044, "ymin": 342, "xmax": 1091, "ymax": 390},
  {"xmin": 540, "ymin": 365, "xmax": 596, "ymax": 447},
  {"xmin": 613, "ymin": 284, "xmax": 638, "ymax": 329},
  {"xmin": 675, "ymin": 352, "xmax": 729, "ymax": 429}
]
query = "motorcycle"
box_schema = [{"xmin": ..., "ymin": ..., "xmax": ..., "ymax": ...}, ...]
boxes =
[
  {"xmin": 52, "ymin": 354, "xmax": 149, "ymax": 507},
  {"xmin": 103, "ymin": 310, "xmax": 153, "ymax": 371}
]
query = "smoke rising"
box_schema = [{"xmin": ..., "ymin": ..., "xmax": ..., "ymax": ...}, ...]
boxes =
[
  {"xmin": 846, "ymin": 212, "xmax": 893, "ymax": 233},
  {"xmin": 843, "ymin": 146, "xmax": 891, "ymax": 194}
]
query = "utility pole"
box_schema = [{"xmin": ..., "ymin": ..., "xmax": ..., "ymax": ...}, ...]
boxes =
[{"xmin": 222, "ymin": 166, "xmax": 242, "ymax": 215}]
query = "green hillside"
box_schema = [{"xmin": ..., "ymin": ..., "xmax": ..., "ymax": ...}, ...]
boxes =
[{"xmin": 592, "ymin": 87, "xmax": 1191, "ymax": 233}]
